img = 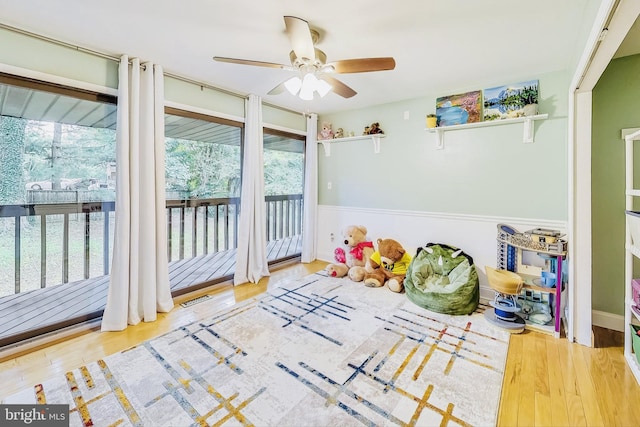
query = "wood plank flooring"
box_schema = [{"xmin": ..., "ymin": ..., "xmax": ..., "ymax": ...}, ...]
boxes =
[
  {"xmin": 1, "ymin": 259, "xmax": 639, "ymax": 426},
  {"xmin": 0, "ymin": 235, "xmax": 301, "ymax": 347},
  {"xmin": 497, "ymin": 325, "xmax": 640, "ymax": 426}
]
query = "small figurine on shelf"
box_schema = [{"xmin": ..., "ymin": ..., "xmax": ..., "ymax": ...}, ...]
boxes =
[
  {"xmin": 363, "ymin": 122, "xmax": 384, "ymax": 135},
  {"xmin": 362, "ymin": 122, "xmax": 384, "ymax": 135},
  {"xmin": 426, "ymin": 114, "xmax": 437, "ymax": 128},
  {"xmin": 318, "ymin": 122, "xmax": 334, "ymax": 140},
  {"xmin": 369, "ymin": 122, "xmax": 384, "ymax": 134},
  {"xmin": 334, "ymin": 128, "xmax": 344, "ymax": 139}
]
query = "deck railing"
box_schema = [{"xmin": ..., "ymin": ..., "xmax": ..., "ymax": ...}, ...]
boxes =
[{"xmin": 0, "ymin": 194, "xmax": 303, "ymax": 295}]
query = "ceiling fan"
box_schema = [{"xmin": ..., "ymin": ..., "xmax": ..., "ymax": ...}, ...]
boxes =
[{"xmin": 213, "ymin": 16, "xmax": 396, "ymax": 100}]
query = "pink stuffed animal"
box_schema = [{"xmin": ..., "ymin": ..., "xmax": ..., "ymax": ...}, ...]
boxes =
[
  {"xmin": 318, "ymin": 122, "xmax": 334, "ymax": 140},
  {"xmin": 325, "ymin": 225, "xmax": 374, "ymax": 282}
]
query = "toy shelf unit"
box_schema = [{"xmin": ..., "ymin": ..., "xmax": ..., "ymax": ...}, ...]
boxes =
[
  {"xmin": 623, "ymin": 127, "xmax": 640, "ymax": 385},
  {"xmin": 317, "ymin": 134, "xmax": 385, "ymax": 157},
  {"xmin": 425, "ymin": 114, "xmax": 548, "ymax": 149},
  {"xmin": 495, "ymin": 224, "xmax": 567, "ymax": 337}
]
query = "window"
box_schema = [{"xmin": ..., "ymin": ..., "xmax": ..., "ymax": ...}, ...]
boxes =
[
  {"xmin": 163, "ymin": 108, "xmax": 243, "ymax": 290},
  {"xmin": 263, "ymin": 128, "xmax": 305, "ymax": 259},
  {"xmin": 0, "ymin": 73, "xmax": 117, "ymax": 296}
]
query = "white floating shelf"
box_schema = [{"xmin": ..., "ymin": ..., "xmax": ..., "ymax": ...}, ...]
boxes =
[
  {"xmin": 317, "ymin": 134, "xmax": 385, "ymax": 157},
  {"xmin": 626, "ymin": 243, "xmax": 640, "ymax": 258},
  {"xmin": 425, "ymin": 114, "xmax": 548, "ymax": 149}
]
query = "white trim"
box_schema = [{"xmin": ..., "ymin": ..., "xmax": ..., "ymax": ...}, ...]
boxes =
[
  {"xmin": 568, "ymin": 0, "xmax": 615, "ymax": 346},
  {"xmin": 577, "ymin": 1, "xmax": 640, "ymax": 93},
  {"xmin": 592, "ymin": 309, "xmax": 624, "ymax": 332},
  {"xmin": 572, "ymin": 91, "xmax": 594, "ymax": 346},
  {"xmin": 0, "ymin": 62, "xmax": 117, "ymax": 96},
  {"xmin": 321, "ymin": 205, "xmax": 567, "ymax": 228},
  {"xmin": 263, "ymin": 122, "xmax": 306, "ymax": 136},
  {"xmin": 479, "ymin": 285, "xmax": 496, "ymax": 302},
  {"xmin": 622, "ymin": 128, "xmax": 640, "ymax": 139},
  {"xmin": 164, "ymin": 100, "xmax": 245, "ymax": 123}
]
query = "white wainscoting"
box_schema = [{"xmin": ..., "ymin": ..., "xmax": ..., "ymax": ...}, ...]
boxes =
[{"xmin": 316, "ymin": 205, "xmax": 568, "ymax": 302}]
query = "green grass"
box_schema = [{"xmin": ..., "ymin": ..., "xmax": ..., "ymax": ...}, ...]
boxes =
[{"xmin": 0, "ymin": 209, "xmax": 236, "ymax": 298}]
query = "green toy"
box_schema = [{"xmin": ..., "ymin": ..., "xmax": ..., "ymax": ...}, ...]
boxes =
[{"xmin": 404, "ymin": 243, "xmax": 479, "ymax": 315}]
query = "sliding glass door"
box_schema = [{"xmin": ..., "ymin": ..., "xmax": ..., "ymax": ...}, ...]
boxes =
[
  {"xmin": 164, "ymin": 108, "xmax": 243, "ymax": 293},
  {"xmin": 0, "ymin": 73, "xmax": 117, "ymax": 345},
  {"xmin": 263, "ymin": 129, "xmax": 305, "ymax": 263}
]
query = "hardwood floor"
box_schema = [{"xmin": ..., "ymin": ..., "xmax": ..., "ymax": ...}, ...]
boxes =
[{"xmin": 1, "ymin": 260, "xmax": 639, "ymax": 426}]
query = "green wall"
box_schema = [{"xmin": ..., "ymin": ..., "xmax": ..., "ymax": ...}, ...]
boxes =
[
  {"xmin": 0, "ymin": 27, "xmax": 118, "ymax": 89},
  {"xmin": 263, "ymin": 104, "xmax": 306, "ymax": 132},
  {"xmin": 165, "ymin": 77, "xmax": 245, "ymax": 118},
  {"xmin": 318, "ymin": 70, "xmax": 569, "ymax": 220},
  {"xmin": 592, "ymin": 53, "xmax": 640, "ymax": 315}
]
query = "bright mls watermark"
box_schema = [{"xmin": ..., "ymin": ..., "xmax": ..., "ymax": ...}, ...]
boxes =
[{"xmin": 1, "ymin": 404, "xmax": 69, "ymax": 426}]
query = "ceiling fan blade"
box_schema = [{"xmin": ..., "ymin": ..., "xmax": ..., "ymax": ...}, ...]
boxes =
[
  {"xmin": 267, "ymin": 82, "xmax": 286, "ymax": 95},
  {"xmin": 327, "ymin": 57, "xmax": 396, "ymax": 73},
  {"xmin": 213, "ymin": 56, "xmax": 291, "ymax": 70},
  {"xmin": 284, "ymin": 16, "xmax": 316, "ymax": 61},
  {"xmin": 321, "ymin": 75, "xmax": 357, "ymax": 98}
]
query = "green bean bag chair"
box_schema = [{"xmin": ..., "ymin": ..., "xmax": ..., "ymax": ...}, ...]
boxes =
[{"xmin": 404, "ymin": 243, "xmax": 479, "ymax": 315}]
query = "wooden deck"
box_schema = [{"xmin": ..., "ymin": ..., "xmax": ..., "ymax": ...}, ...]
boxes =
[{"xmin": 0, "ymin": 235, "xmax": 302, "ymax": 348}]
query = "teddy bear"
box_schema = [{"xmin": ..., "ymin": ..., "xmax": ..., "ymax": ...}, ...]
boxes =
[
  {"xmin": 334, "ymin": 127, "xmax": 344, "ymax": 139},
  {"xmin": 325, "ymin": 225, "xmax": 374, "ymax": 282},
  {"xmin": 363, "ymin": 238, "xmax": 412, "ymax": 293},
  {"xmin": 318, "ymin": 122, "xmax": 334, "ymax": 140},
  {"xmin": 367, "ymin": 122, "xmax": 384, "ymax": 134}
]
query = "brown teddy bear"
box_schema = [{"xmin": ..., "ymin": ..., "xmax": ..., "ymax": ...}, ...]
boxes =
[
  {"xmin": 325, "ymin": 225, "xmax": 374, "ymax": 282},
  {"xmin": 363, "ymin": 238, "xmax": 412, "ymax": 293},
  {"xmin": 368, "ymin": 122, "xmax": 384, "ymax": 134}
]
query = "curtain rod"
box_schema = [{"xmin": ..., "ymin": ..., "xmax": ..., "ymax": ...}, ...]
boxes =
[
  {"xmin": 0, "ymin": 22, "xmax": 120, "ymax": 62},
  {"xmin": 1, "ymin": 22, "xmax": 302, "ymax": 115}
]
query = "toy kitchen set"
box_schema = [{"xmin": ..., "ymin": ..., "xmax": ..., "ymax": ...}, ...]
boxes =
[{"xmin": 487, "ymin": 224, "xmax": 568, "ymax": 337}]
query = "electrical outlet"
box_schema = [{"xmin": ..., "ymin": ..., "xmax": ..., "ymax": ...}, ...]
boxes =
[
  {"xmin": 404, "ymin": 110, "xmax": 410, "ymax": 120},
  {"xmin": 327, "ymin": 182, "xmax": 332, "ymax": 190}
]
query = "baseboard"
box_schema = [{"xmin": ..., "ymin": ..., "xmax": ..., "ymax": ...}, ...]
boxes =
[
  {"xmin": 0, "ymin": 318, "xmax": 102, "ymax": 362},
  {"xmin": 592, "ymin": 309, "xmax": 624, "ymax": 332}
]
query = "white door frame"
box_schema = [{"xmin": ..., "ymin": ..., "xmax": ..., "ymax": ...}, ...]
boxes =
[{"xmin": 570, "ymin": 0, "xmax": 640, "ymax": 346}]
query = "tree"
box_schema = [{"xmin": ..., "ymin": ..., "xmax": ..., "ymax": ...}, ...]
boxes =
[
  {"xmin": 51, "ymin": 122, "xmax": 62, "ymax": 189},
  {"xmin": 0, "ymin": 116, "xmax": 26, "ymax": 204}
]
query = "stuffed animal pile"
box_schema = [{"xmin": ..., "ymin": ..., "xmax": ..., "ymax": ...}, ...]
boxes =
[
  {"xmin": 363, "ymin": 122, "xmax": 384, "ymax": 135},
  {"xmin": 325, "ymin": 225, "xmax": 374, "ymax": 282},
  {"xmin": 326, "ymin": 227, "xmax": 413, "ymax": 293}
]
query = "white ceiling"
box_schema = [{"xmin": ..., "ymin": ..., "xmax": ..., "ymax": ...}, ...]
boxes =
[{"xmin": 0, "ymin": 0, "xmax": 633, "ymax": 115}]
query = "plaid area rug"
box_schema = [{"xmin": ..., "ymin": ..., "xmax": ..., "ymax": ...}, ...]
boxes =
[{"xmin": 3, "ymin": 272, "xmax": 510, "ymax": 426}]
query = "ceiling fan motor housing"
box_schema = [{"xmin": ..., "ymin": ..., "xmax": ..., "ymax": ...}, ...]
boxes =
[{"xmin": 289, "ymin": 48, "xmax": 327, "ymax": 70}]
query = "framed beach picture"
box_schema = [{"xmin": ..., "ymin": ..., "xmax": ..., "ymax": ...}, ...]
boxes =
[
  {"xmin": 483, "ymin": 80, "xmax": 539, "ymax": 121},
  {"xmin": 436, "ymin": 90, "xmax": 482, "ymax": 127}
]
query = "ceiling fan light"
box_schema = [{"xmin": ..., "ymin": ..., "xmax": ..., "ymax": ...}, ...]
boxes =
[
  {"xmin": 316, "ymin": 79, "xmax": 332, "ymax": 97},
  {"xmin": 301, "ymin": 73, "xmax": 318, "ymax": 89},
  {"xmin": 299, "ymin": 73, "xmax": 318, "ymax": 100},
  {"xmin": 299, "ymin": 86, "xmax": 314, "ymax": 100},
  {"xmin": 284, "ymin": 76, "xmax": 302, "ymax": 95}
]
